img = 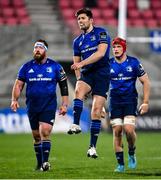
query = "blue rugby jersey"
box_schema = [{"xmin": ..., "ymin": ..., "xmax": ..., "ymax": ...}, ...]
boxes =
[
  {"xmin": 109, "ymin": 56, "xmax": 146, "ymax": 104},
  {"xmin": 17, "ymin": 58, "xmax": 67, "ymax": 112},
  {"xmin": 73, "ymin": 26, "xmax": 111, "ymax": 73}
]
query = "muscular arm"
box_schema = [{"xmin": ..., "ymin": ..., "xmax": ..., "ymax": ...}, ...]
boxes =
[
  {"xmin": 73, "ymin": 56, "xmax": 81, "ymax": 80},
  {"xmin": 82, "ymin": 43, "xmax": 108, "ymax": 66},
  {"xmin": 58, "ymin": 79, "xmax": 69, "ymax": 115},
  {"xmin": 138, "ymin": 73, "xmax": 150, "ymax": 114},
  {"xmin": 11, "ymin": 79, "xmax": 25, "ymax": 101},
  {"xmin": 71, "ymin": 43, "xmax": 108, "ymax": 70},
  {"xmin": 11, "ymin": 79, "xmax": 25, "ymax": 112}
]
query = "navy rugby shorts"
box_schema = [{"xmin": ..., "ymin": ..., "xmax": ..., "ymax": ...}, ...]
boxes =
[
  {"xmin": 109, "ymin": 102, "xmax": 138, "ymax": 119},
  {"xmin": 80, "ymin": 67, "xmax": 110, "ymax": 98},
  {"xmin": 27, "ymin": 110, "xmax": 56, "ymax": 130}
]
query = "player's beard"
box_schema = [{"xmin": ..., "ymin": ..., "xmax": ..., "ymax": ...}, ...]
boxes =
[
  {"xmin": 80, "ymin": 23, "xmax": 90, "ymax": 32},
  {"xmin": 34, "ymin": 52, "xmax": 45, "ymax": 63}
]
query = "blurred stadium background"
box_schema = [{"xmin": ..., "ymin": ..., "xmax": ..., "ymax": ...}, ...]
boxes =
[
  {"xmin": 0, "ymin": 0, "xmax": 161, "ymax": 133},
  {"xmin": 0, "ymin": 0, "xmax": 161, "ymax": 178}
]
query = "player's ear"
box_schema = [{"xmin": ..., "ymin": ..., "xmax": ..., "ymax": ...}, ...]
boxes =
[{"xmin": 90, "ymin": 18, "xmax": 93, "ymax": 23}]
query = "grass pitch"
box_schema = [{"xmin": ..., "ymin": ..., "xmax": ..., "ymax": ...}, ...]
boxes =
[{"xmin": 0, "ymin": 132, "xmax": 161, "ymax": 179}]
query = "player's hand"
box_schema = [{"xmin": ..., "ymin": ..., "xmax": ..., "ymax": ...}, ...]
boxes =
[
  {"xmin": 139, "ymin": 103, "xmax": 149, "ymax": 115},
  {"xmin": 10, "ymin": 100, "xmax": 20, "ymax": 112},
  {"xmin": 59, "ymin": 105, "xmax": 67, "ymax": 116},
  {"xmin": 71, "ymin": 61, "xmax": 84, "ymax": 70}
]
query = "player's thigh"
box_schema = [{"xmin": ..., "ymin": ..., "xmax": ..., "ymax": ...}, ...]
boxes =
[
  {"xmin": 32, "ymin": 129, "xmax": 41, "ymax": 142},
  {"xmin": 123, "ymin": 116, "xmax": 136, "ymax": 131},
  {"xmin": 123, "ymin": 102, "xmax": 137, "ymax": 117},
  {"xmin": 39, "ymin": 110, "xmax": 56, "ymax": 137},
  {"xmin": 75, "ymin": 80, "xmax": 91, "ymax": 99},
  {"xmin": 39, "ymin": 110, "xmax": 56, "ymax": 127},
  {"xmin": 109, "ymin": 103, "xmax": 123, "ymax": 119},
  {"xmin": 123, "ymin": 103, "xmax": 137, "ymax": 126},
  {"xmin": 27, "ymin": 111, "xmax": 39, "ymax": 130},
  {"xmin": 92, "ymin": 71, "xmax": 110, "ymax": 98}
]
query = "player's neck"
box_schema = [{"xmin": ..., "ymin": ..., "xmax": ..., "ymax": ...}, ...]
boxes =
[
  {"xmin": 36, "ymin": 57, "xmax": 47, "ymax": 64},
  {"xmin": 84, "ymin": 25, "xmax": 93, "ymax": 34},
  {"xmin": 115, "ymin": 54, "xmax": 127, "ymax": 63}
]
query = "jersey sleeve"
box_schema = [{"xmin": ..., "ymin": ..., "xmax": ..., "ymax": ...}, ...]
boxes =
[
  {"xmin": 56, "ymin": 64, "xmax": 67, "ymax": 82},
  {"xmin": 136, "ymin": 60, "xmax": 146, "ymax": 77},
  {"xmin": 73, "ymin": 38, "xmax": 81, "ymax": 56},
  {"xmin": 17, "ymin": 64, "xmax": 26, "ymax": 82},
  {"xmin": 97, "ymin": 28, "xmax": 111, "ymax": 44}
]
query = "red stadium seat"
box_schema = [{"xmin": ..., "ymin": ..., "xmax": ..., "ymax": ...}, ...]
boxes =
[
  {"xmin": 61, "ymin": 8, "xmax": 75, "ymax": 20},
  {"xmin": 154, "ymin": 9, "xmax": 161, "ymax": 19},
  {"xmin": 145, "ymin": 19, "xmax": 158, "ymax": 28},
  {"xmin": 127, "ymin": 1, "xmax": 137, "ymax": 9},
  {"xmin": 111, "ymin": 0, "xmax": 119, "ymax": 10},
  {"xmin": 65, "ymin": 18, "xmax": 77, "ymax": 28},
  {"xmin": 94, "ymin": 18, "xmax": 105, "ymax": 25},
  {"xmin": 0, "ymin": 17, "xmax": 5, "ymax": 25},
  {"xmin": 2, "ymin": 8, "xmax": 15, "ymax": 17},
  {"xmin": 15, "ymin": 8, "xmax": 28, "ymax": 17},
  {"xmin": 102, "ymin": 9, "xmax": 115, "ymax": 19},
  {"xmin": 97, "ymin": 0, "xmax": 109, "ymax": 9},
  {"xmin": 59, "ymin": 0, "xmax": 71, "ymax": 9},
  {"xmin": 151, "ymin": 0, "xmax": 161, "ymax": 9},
  {"xmin": 5, "ymin": 17, "xmax": 18, "ymax": 25},
  {"xmin": 12, "ymin": 0, "xmax": 25, "ymax": 8},
  {"xmin": 0, "ymin": 0, "xmax": 10, "ymax": 7},
  {"xmin": 19, "ymin": 16, "xmax": 31, "ymax": 25},
  {"xmin": 141, "ymin": 9, "xmax": 154, "ymax": 19},
  {"xmin": 90, "ymin": 8, "xmax": 102, "ymax": 19},
  {"xmin": 131, "ymin": 19, "xmax": 145, "ymax": 27},
  {"xmin": 105, "ymin": 18, "xmax": 118, "ymax": 26},
  {"xmin": 71, "ymin": 0, "xmax": 84, "ymax": 9},
  {"xmin": 128, "ymin": 9, "xmax": 141, "ymax": 19}
]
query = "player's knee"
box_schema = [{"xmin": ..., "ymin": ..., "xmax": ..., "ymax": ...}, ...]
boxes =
[
  {"xmin": 91, "ymin": 107, "xmax": 102, "ymax": 119},
  {"xmin": 114, "ymin": 130, "xmax": 122, "ymax": 138},
  {"xmin": 33, "ymin": 135, "xmax": 41, "ymax": 143},
  {"xmin": 41, "ymin": 130, "xmax": 50, "ymax": 140},
  {"xmin": 124, "ymin": 116, "xmax": 136, "ymax": 126},
  {"xmin": 110, "ymin": 118, "xmax": 122, "ymax": 127}
]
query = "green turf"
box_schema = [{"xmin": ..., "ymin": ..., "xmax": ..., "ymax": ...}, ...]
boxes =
[{"xmin": 0, "ymin": 132, "xmax": 161, "ymax": 179}]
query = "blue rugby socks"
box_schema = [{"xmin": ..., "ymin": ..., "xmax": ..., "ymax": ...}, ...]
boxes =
[
  {"xmin": 42, "ymin": 140, "xmax": 51, "ymax": 163},
  {"xmin": 73, "ymin": 99, "xmax": 83, "ymax": 125},
  {"xmin": 90, "ymin": 120, "xmax": 101, "ymax": 147},
  {"xmin": 34, "ymin": 143, "xmax": 43, "ymax": 167},
  {"xmin": 115, "ymin": 151, "xmax": 124, "ymax": 165},
  {"xmin": 128, "ymin": 146, "xmax": 136, "ymax": 156}
]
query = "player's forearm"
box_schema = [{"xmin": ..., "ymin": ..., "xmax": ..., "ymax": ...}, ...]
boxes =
[
  {"xmin": 142, "ymin": 79, "xmax": 150, "ymax": 104},
  {"xmin": 82, "ymin": 51, "xmax": 104, "ymax": 66},
  {"xmin": 61, "ymin": 96, "xmax": 69, "ymax": 107},
  {"xmin": 74, "ymin": 69, "xmax": 81, "ymax": 80},
  {"xmin": 11, "ymin": 83, "xmax": 22, "ymax": 101}
]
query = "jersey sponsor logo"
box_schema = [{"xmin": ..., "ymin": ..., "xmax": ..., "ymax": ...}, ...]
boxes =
[
  {"xmin": 46, "ymin": 67, "xmax": 52, "ymax": 73},
  {"xmin": 37, "ymin": 74, "xmax": 43, "ymax": 78},
  {"xmin": 28, "ymin": 68, "xmax": 34, "ymax": 73},
  {"xmin": 99, "ymin": 32, "xmax": 107, "ymax": 39},
  {"xmin": 118, "ymin": 73, "xmax": 123, "ymax": 77},
  {"xmin": 29, "ymin": 77, "xmax": 52, "ymax": 81},
  {"xmin": 90, "ymin": 35, "xmax": 96, "ymax": 41},
  {"xmin": 81, "ymin": 46, "xmax": 97, "ymax": 53},
  {"xmin": 126, "ymin": 66, "xmax": 133, "ymax": 72},
  {"xmin": 111, "ymin": 77, "xmax": 132, "ymax": 80},
  {"xmin": 85, "ymin": 44, "xmax": 89, "ymax": 48}
]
